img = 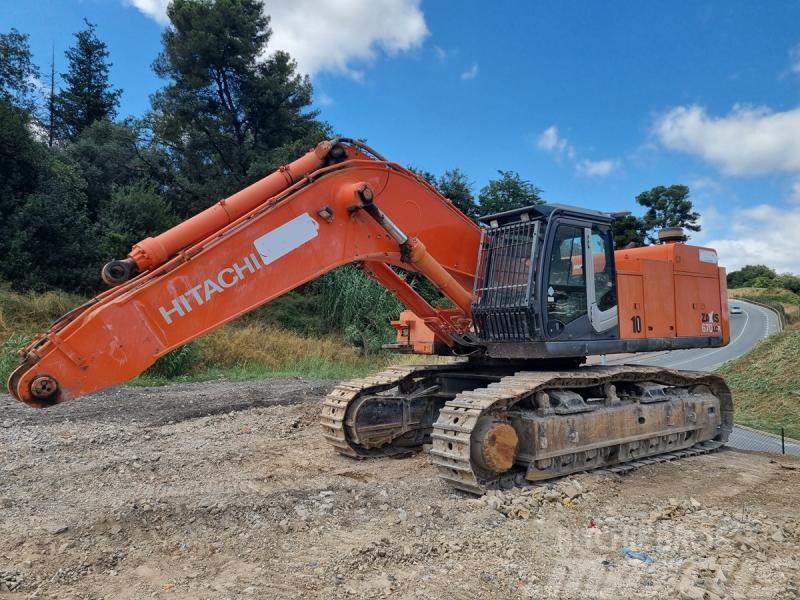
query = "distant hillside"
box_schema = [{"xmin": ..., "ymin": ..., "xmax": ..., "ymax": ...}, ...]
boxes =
[
  {"xmin": 718, "ymin": 322, "xmax": 800, "ymax": 439},
  {"xmin": 728, "ymin": 287, "xmax": 800, "ymax": 322}
]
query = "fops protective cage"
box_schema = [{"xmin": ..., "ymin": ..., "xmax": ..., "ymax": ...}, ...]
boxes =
[{"xmin": 471, "ymin": 218, "xmax": 540, "ymax": 341}]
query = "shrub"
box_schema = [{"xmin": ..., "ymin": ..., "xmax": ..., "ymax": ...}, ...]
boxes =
[{"xmin": 145, "ymin": 342, "xmax": 202, "ymax": 379}]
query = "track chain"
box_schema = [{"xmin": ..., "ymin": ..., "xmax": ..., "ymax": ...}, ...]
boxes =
[
  {"xmin": 429, "ymin": 366, "xmax": 731, "ymax": 494},
  {"xmin": 320, "ymin": 364, "xmax": 434, "ymax": 457}
]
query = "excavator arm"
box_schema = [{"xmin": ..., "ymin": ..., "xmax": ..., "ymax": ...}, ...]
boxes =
[{"xmin": 8, "ymin": 140, "xmax": 482, "ymax": 407}]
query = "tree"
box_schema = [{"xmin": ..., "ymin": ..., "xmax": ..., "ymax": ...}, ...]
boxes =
[
  {"xmin": 2, "ymin": 155, "xmax": 99, "ymax": 292},
  {"xmin": 775, "ymin": 274, "xmax": 800, "ymax": 294},
  {"xmin": 727, "ymin": 265, "xmax": 776, "ymax": 288},
  {"xmin": 66, "ymin": 119, "xmax": 159, "ymax": 218},
  {"xmin": 97, "ymin": 180, "xmax": 178, "ymax": 260},
  {"xmin": 407, "ymin": 166, "xmax": 437, "ymax": 186},
  {"xmin": 0, "ymin": 99, "xmax": 45, "ymax": 211},
  {"xmin": 477, "ymin": 170, "xmax": 542, "ymax": 216},
  {"xmin": 438, "ymin": 168, "xmax": 477, "ymax": 218},
  {"xmin": 0, "ymin": 98, "xmax": 48, "ymax": 267},
  {"xmin": 0, "ymin": 29, "xmax": 40, "ymax": 111},
  {"xmin": 611, "ymin": 214, "xmax": 646, "ymax": 248},
  {"xmin": 148, "ymin": 0, "xmax": 328, "ymax": 216},
  {"xmin": 55, "ymin": 20, "xmax": 121, "ymax": 141},
  {"xmin": 635, "ymin": 185, "xmax": 700, "ymax": 244},
  {"xmin": 407, "ymin": 166, "xmax": 477, "ymax": 219},
  {"xmin": 750, "ymin": 275, "xmax": 775, "ymax": 289}
]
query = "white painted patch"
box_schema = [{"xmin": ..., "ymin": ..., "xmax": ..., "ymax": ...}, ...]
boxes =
[
  {"xmin": 253, "ymin": 213, "xmax": 319, "ymax": 266},
  {"xmin": 698, "ymin": 249, "xmax": 718, "ymax": 264}
]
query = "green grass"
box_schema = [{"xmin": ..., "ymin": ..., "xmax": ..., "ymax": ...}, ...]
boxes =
[
  {"xmin": 131, "ymin": 360, "xmax": 391, "ymax": 387},
  {"xmin": 718, "ymin": 322, "xmax": 800, "ymax": 439}
]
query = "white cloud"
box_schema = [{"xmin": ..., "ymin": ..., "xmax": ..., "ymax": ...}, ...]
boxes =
[
  {"xmin": 536, "ymin": 125, "xmax": 618, "ymax": 176},
  {"xmin": 270, "ymin": 0, "xmax": 428, "ymax": 78},
  {"xmin": 536, "ymin": 125, "xmax": 573, "ymax": 157},
  {"xmin": 688, "ymin": 176, "xmax": 721, "ymax": 193},
  {"xmin": 316, "ymin": 92, "xmax": 334, "ymax": 107},
  {"xmin": 654, "ymin": 104, "xmax": 800, "ymax": 176},
  {"xmin": 125, "ymin": 0, "xmax": 170, "ymax": 24},
  {"xmin": 790, "ymin": 180, "xmax": 800, "ymax": 203},
  {"xmin": 576, "ymin": 158, "xmax": 619, "ymax": 177},
  {"xmin": 460, "ymin": 63, "xmax": 479, "ymax": 80},
  {"xmin": 433, "ymin": 45, "xmax": 447, "ymax": 62},
  {"xmin": 705, "ymin": 204, "xmax": 800, "ymax": 273},
  {"xmin": 790, "ymin": 43, "xmax": 800, "ymax": 75},
  {"xmin": 123, "ymin": 0, "xmax": 429, "ymax": 78}
]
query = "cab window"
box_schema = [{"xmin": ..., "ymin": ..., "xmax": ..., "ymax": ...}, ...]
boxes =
[
  {"xmin": 546, "ymin": 225, "xmax": 587, "ymax": 324},
  {"xmin": 590, "ymin": 226, "xmax": 616, "ymax": 311}
]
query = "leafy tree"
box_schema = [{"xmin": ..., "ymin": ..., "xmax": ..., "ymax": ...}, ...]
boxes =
[
  {"xmin": 438, "ymin": 168, "xmax": 477, "ymax": 218},
  {"xmin": 148, "ymin": 0, "xmax": 328, "ymax": 216},
  {"xmin": 2, "ymin": 155, "xmax": 99, "ymax": 292},
  {"xmin": 636, "ymin": 185, "xmax": 700, "ymax": 244},
  {"xmin": 727, "ymin": 265, "xmax": 776, "ymax": 288},
  {"xmin": 775, "ymin": 274, "xmax": 800, "ymax": 294},
  {"xmin": 0, "ymin": 99, "xmax": 45, "ymax": 216},
  {"xmin": 407, "ymin": 166, "xmax": 437, "ymax": 186},
  {"xmin": 477, "ymin": 170, "xmax": 542, "ymax": 216},
  {"xmin": 0, "ymin": 28, "xmax": 40, "ymax": 110},
  {"xmin": 0, "ymin": 98, "xmax": 48, "ymax": 277},
  {"xmin": 66, "ymin": 119, "xmax": 159, "ymax": 218},
  {"xmin": 750, "ymin": 276, "xmax": 775, "ymax": 289},
  {"xmin": 408, "ymin": 166, "xmax": 477, "ymax": 219},
  {"xmin": 55, "ymin": 20, "xmax": 121, "ymax": 141},
  {"xmin": 97, "ymin": 180, "xmax": 178, "ymax": 260},
  {"xmin": 612, "ymin": 214, "xmax": 646, "ymax": 248}
]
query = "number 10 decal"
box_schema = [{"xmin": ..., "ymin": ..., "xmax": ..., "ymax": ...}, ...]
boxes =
[{"xmin": 631, "ymin": 315, "xmax": 642, "ymax": 333}]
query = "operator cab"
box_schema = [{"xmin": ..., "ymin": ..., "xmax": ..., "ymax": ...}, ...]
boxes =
[{"xmin": 471, "ymin": 204, "xmax": 619, "ymax": 356}]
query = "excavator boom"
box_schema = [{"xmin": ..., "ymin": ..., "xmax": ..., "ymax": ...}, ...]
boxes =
[{"xmin": 9, "ymin": 140, "xmax": 480, "ymax": 407}]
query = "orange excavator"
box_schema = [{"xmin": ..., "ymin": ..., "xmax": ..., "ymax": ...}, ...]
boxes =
[{"xmin": 8, "ymin": 139, "xmax": 732, "ymax": 494}]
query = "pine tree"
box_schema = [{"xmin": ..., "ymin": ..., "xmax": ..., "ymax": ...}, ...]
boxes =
[
  {"xmin": 148, "ymin": 0, "xmax": 328, "ymax": 216},
  {"xmin": 0, "ymin": 28, "xmax": 40, "ymax": 111},
  {"xmin": 55, "ymin": 20, "xmax": 121, "ymax": 141},
  {"xmin": 635, "ymin": 185, "xmax": 700, "ymax": 244},
  {"xmin": 47, "ymin": 45, "xmax": 56, "ymax": 147},
  {"xmin": 438, "ymin": 169, "xmax": 477, "ymax": 218}
]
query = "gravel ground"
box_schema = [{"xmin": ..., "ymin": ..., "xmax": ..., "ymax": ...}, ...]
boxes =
[{"xmin": 0, "ymin": 378, "xmax": 798, "ymax": 599}]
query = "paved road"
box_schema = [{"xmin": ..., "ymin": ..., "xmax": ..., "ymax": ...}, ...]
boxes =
[{"xmin": 605, "ymin": 300, "xmax": 796, "ymax": 456}]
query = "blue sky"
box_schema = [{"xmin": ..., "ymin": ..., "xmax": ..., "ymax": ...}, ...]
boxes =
[{"xmin": 4, "ymin": 1, "xmax": 800, "ymax": 272}]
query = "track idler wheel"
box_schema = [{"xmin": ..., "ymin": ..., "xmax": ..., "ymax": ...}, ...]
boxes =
[{"xmin": 471, "ymin": 419, "xmax": 519, "ymax": 473}]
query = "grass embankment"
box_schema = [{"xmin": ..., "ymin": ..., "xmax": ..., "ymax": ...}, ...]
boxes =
[
  {"xmin": 0, "ymin": 288, "xmax": 86, "ymax": 385},
  {"xmin": 718, "ymin": 321, "xmax": 800, "ymax": 439},
  {"xmin": 0, "ymin": 287, "xmax": 404, "ymax": 388},
  {"xmin": 728, "ymin": 287, "xmax": 800, "ymax": 322}
]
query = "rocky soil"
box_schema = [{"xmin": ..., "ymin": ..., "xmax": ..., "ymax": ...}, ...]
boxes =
[{"xmin": 0, "ymin": 378, "xmax": 798, "ymax": 599}]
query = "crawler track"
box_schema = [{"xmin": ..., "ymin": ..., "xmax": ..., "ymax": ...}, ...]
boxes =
[
  {"xmin": 321, "ymin": 364, "xmax": 733, "ymax": 494},
  {"xmin": 320, "ymin": 364, "xmax": 445, "ymax": 457}
]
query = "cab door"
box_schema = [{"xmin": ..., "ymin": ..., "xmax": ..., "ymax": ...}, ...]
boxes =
[{"xmin": 540, "ymin": 219, "xmax": 618, "ymax": 341}]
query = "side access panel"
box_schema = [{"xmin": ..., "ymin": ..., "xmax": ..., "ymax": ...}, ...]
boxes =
[
  {"xmin": 617, "ymin": 273, "xmax": 645, "ymax": 339},
  {"xmin": 674, "ymin": 274, "xmax": 724, "ymax": 337},
  {"xmin": 642, "ymin": 260, "xmax": 676, "ymax": 338}
]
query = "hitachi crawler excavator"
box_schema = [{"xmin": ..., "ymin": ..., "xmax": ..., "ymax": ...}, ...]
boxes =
[{"xmin": 8, "ymin": 139, "xmax": 733, "ymax": 494}]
